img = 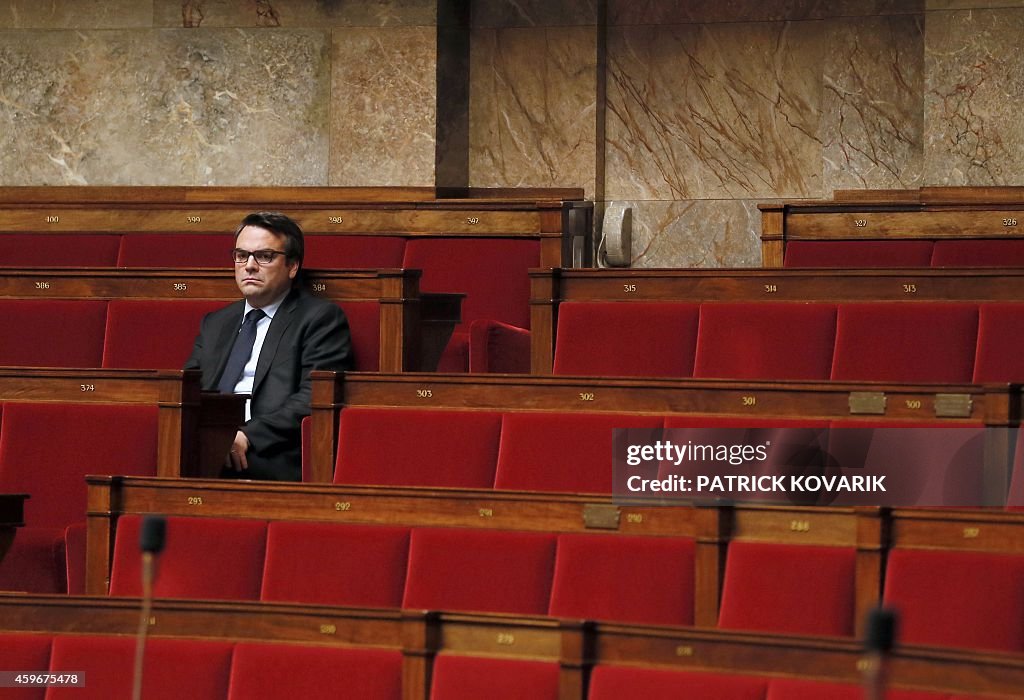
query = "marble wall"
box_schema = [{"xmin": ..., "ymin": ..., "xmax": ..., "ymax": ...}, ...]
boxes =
[
  {"xmin": 0, "ymin": 0, "xmax": 436, "ymax": 186},
  {"xmin": 3, "ymin": 2, "xmax": 1024, "ymax": 266}
]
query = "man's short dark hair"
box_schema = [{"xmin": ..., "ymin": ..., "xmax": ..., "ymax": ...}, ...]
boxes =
[{"xmin": 236, "ymin": 212, "xmax": 305, "ymax": 268}]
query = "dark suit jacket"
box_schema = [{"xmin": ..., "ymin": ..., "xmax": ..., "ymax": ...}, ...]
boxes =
[{"xmin": 184, "ymin": 287, "xmax": 353, "ymax": 481}]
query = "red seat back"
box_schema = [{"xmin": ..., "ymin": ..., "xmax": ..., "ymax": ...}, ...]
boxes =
[
  {"xmin": 430, "ymin": 655, "xmax": 559, "ymax": 700},
  {"xmin": 304, "ymin": 235, "xmax": 406, "ymax": 269},
  {"xmin": 228, "ymin": 643, "xmax": 402, "ymax": 700},
  {"xmin": 403, "ymin": 528, "xmax": 556, "ymax": 615},
  {"xmin": 0, "ymin": 233, "xmax": 120, "ymax": 267},
  {"xmin": 717, "ymin": 541, "xmax": 856, "ymax": 636},
  {"xmin": 931, "ymin": 239, "xmax": 1024, "ymax": 267},
  {"xmin": 0, "ymin": 300, "xmax": 107, "ymax": 367},
  {"xmin": 334, "ymin": 408, "xmax": 501, "ymax": 488},
  {"xmin": 336, "ymin": 301, "xmax": 380, "ymax": 371},
  {"xmin": 553, "ymin": 302, "xmax": 700, "ymax": 378},
  {"xmin": 973, "ymin": 303, "xmax": 1024, "ymax": 382},
  {"xmin": 102, "ymin": 300, "xmax": 227, "ymax": 369},
  {"xmin": 783, "ymin": 240, "xmax": 934, "ymax": 267},
  {"xmin": 109, "ymin": 515, "xmax": 267, "ymax": 600},
  {"xmin": 694, "ymin": 302, "xmax": 837, "ymax": 380},
  {"xmin": 0, "ymin": 633, "xmax": 51, "ymax": 700},
  {"xmin": 261, "ymin": 521, "xmax": 409, "ymax": 607},
  {"xmin": 116, "ymin": 234, "xmax": 235, "ymax": 267},
  {"xmin": 588, "ymin": 666, "xmax": 767, "ymax": 700},
  {"xmin": 831, "ymin": 303, "xmax": 978, "ymax": 383},
  {"xmin": 549, "ymin": 533, "xmax": 694, "ymax": 625}
]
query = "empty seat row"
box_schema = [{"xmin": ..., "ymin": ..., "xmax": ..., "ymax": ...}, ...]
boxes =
[
  {"xmin": 101, "ymin": 514, "xmax": 1024, "ymax": 654},
  {"xmin": 552, "ymin": 301, "xmax": 1024, "ymax": 383},
  {"xmin": 783, "ymin": 238, "xmax": 1024, "ymax": 268},
  {"xmin": 0, "ymin": 632, "xmax": 401, "ymax": 700}
]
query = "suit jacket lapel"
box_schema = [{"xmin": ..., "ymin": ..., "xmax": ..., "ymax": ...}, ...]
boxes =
[
  {"xmin": 252, "ymin": 289, "xmax": 299, "ymax": 395},
  {"xmin": 209, "ymin": 301, "xmax": 246, "ymax": 391}
]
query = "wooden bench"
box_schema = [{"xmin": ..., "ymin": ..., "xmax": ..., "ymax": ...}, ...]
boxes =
[
  {"xmin": 1, "ymin": 592, "xmax": 1020, "ymax": 698},
  {"xmin": 759, "ymin": 186, "xmax": 1024, "ymax": 267}
]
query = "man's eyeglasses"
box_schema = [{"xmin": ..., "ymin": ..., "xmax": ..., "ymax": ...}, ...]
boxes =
[{"xmin": 232, "ymin": 248, "xmax": 288, "ymax": 265}]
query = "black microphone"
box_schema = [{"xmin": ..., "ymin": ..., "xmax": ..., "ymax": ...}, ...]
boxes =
[
  {"xmin": 133, "ymin": 516, "xmax": 167, "ymax": 700},
  {"xmin": 863, "ymin": 607, "xmax": 897, "ymax": 700}
]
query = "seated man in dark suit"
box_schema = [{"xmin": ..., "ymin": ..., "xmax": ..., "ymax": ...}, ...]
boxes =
[{"xmin": 185, "ymin": 212, "xmax": 353, "ymax": 481}]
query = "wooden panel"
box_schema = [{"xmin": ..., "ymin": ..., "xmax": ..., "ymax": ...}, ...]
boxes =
[{"xmin": 785, "ymin": 210, "xmax": 1024, "ymax": 240}]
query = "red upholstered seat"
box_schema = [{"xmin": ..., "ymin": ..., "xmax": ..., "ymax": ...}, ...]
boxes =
[
  {"xmin": 0, "ymin": 233, "xmax": 120, "ymax": 267},
  {"xmin": 228, "ymin": 643, "xmax": 402, "ymax": 700},
  {"xmin": 109, "ymin": 515, "xmax": 267, "ymax": 600},
  {"xmin": 116, "ymin": 234, "xmax": 236, "ymax": 267},
  {"xmin": 335, "ymin": 301, "xmax": 380, "ymax": 371},
  {"xmin": 404, "ymin": 238, "xmax": 539, "ymax": 372},
  {"xmin": 0, "ymin": 633, "xmax": 51, "ymax": 700},
  {"xmin": 403, "ymin": 528, "xmax": 556, "ymax": 615},
  {"xmin": 717, "ymin": 541, "xmax": 856, "ymax": 636},
  {"xmin": 261, "ymin": 521, "xmax": 410, "ymax": 607},
  {"xmin": 549, "ymin": 533, "xmax": 695, "ymax": 625},
  {"xmin": 767, "ymin": 678, "xmax": 946, "ymax": 699},
  {"xmin": 783, "ymin": 240, "xmax": 934, "ymax": 268},
  {"xmin": 883, "ymin": 549, "xmax": 1024, "ymax": 652},
  {"xmin": 334, "ymin": 408, "xmax": 501, "ymax": 488},
  {"xmin": 694, "ymin": 302, "xmax": 837, "ymax": 380},
  {"xmin": 0, "ymin": 402, "xmax": 158, "ymax": 593},
  {"xmin": 973, "ymin": 303, "xmax": 1024, "ymax": 383},
  {"xmin": 304, "ymin": 235, "xmax": 407, "ymax": 269},
  {"xmin": 102, "ymin": 300, "xmax": 228, "ymax": 369},
  {"xmin": 588, "ymin": 666, "xmax": 767, "ymax": 700},
  {"xmin": 63, "ymin": 522, "xmax": 87, "ymax": 595},
  {"xmin": 494, "ymin": 413, "xmax": 663, "ymax": 494},
  {"xmin": 429, "ymin": 655, "xmax": 559, "ymax": 700},
  {"xmin": 0, "ymin": 300, "xmax": 107, "ymax": 367},
  {"xmin": 830, "ymin": 303, "xmax": 978, "ymax": 383},
  {"xmin": 553, "ymin": 302, "xmax": 700, "ymax": 378},
  {"xmin": 46, "ymin": 636, "xmax": 232, "ymax": 700},
  {"xmin": 931, "ymin": 239, "xmax": 1024, "ymax": 267}
]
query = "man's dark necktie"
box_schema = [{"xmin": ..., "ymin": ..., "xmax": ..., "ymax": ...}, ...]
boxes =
[{"xmin": 217, "ymin": 308, "xmax": 266, "ymax": 394}]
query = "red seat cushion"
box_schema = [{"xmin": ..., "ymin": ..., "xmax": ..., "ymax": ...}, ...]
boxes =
[
  {"xmin": 973, "ymin": 303, "xmax": 1024, "ymax": 383},
  {"xmin": 228, "ymin": 643, "xmax": 402, "ymax": 700},
  {"xmin": 0, "ymin": 233, "xmax": 120, "ymax": 267},
  {"xmin": 549, "ymin": 533, "xmax": 694, "ymax": 625},
  {"xmin": 694, "ymin": 302, "xmax": 837, "ymax": 380},
  {"xmin": 830, "ymin": 303, "xmax": 978, "ymax": 383},
  {"xmin": 430, "ymin": 655, "xmax": 559, "ymax": 700},
  {"xmin": 336, "ymin": 301, "xmax": 381, "ymax": 371},
  {"xmin": 783, "ymin": 240, "xmax": 934, "ymax": 268},
  {"xmin": 718, "ymin": 541, "xmax": 856, "ymax": 636},
  {"xmin": 403, "ymin": 238, "xmax": 539, "ymax": 330},
  {"xmin": 109, "ymin": 515, "xmax": 267, "ymax": 600},
  {"xmin": 469, "ymin": 319, "xmax": 530, "ymax": 373},
  {"xmin": 304, "ymin": 235, "xmax": 406, "ymax": 269},
  {"xmin": 0, "ymin": 300, "xmax": 107, "ymax": 367},
  {"xmin": 46, "ymin": 636, "xmax": 232, "ymax": 700},
  {"xmin": 553, "ymin": 302, "xmax": 700, "ymax": 378},
  {"xmin": 0, "ymin": 633, "xmax": 52, "ymax": 700},
  {"xmin": 883, "ymin": 549, "xmax": 1024, "ymax": 652},
  {"xmin": 403, "ymin": 528, "xmax": 556, "ymax": 615},
  {"xmin": 261, "ymin": 522, "xmax": 409, "ymax": 607},
  {"xmin": 931, "ymin": 239, "xmax": 1024, "ymax": 267},
  {"xmin": 116, "ymin": 234, "xmax": 235, "ymax": 267},
  {"xmin": 334, "ymin": 408, "xmax": 501, "ymax": 488},
  {"xmin": 494, "ymin": 413, "xmax": 663, "ymax": 494},
  {"xmin": 102, "ymin": 300, "xmax": 228, "ymax": 369},
  {"xmin": 588, "ymin": 666, "xmax": 767, "ymax": 700}
]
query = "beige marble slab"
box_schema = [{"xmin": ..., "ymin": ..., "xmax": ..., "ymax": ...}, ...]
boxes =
[
  {"xmin": 471, "ymin": 0, "xmax": 598, "ymax": 27},
  {"xmin": 0, "ymin": 29, "xmax": 330, "ymax": 185},
  {"xmin": 821, "ymin": 14, "xmax": 924, "ymax": 192},
  {"xmin": 606, "ymin": 22, "xmax": 825, "ymax": 200},
  {"xmin": 606, "ymin": 199, "xmax": 762, "ymax": 268},
  {"xmin": 609, "ymin": 0, "xmax": 923, "ymax": 25},
  {"xmin": 330, "ymin": 27, "xmax": 436, "ymax": 186},
  {"xmin": 469, "ymin": 26, "xmax": 597, "ymax": 197},
  {"xmin": 0, "ymin": 1, "xmax": 152, "ymax": 29},
  {"xmin": 156, "ymin": 0, "xmax": 435, "ymax": 28},
  {"xmin": 924, "ymin": 8, "xmax": 1024, "ymax": 184}
]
